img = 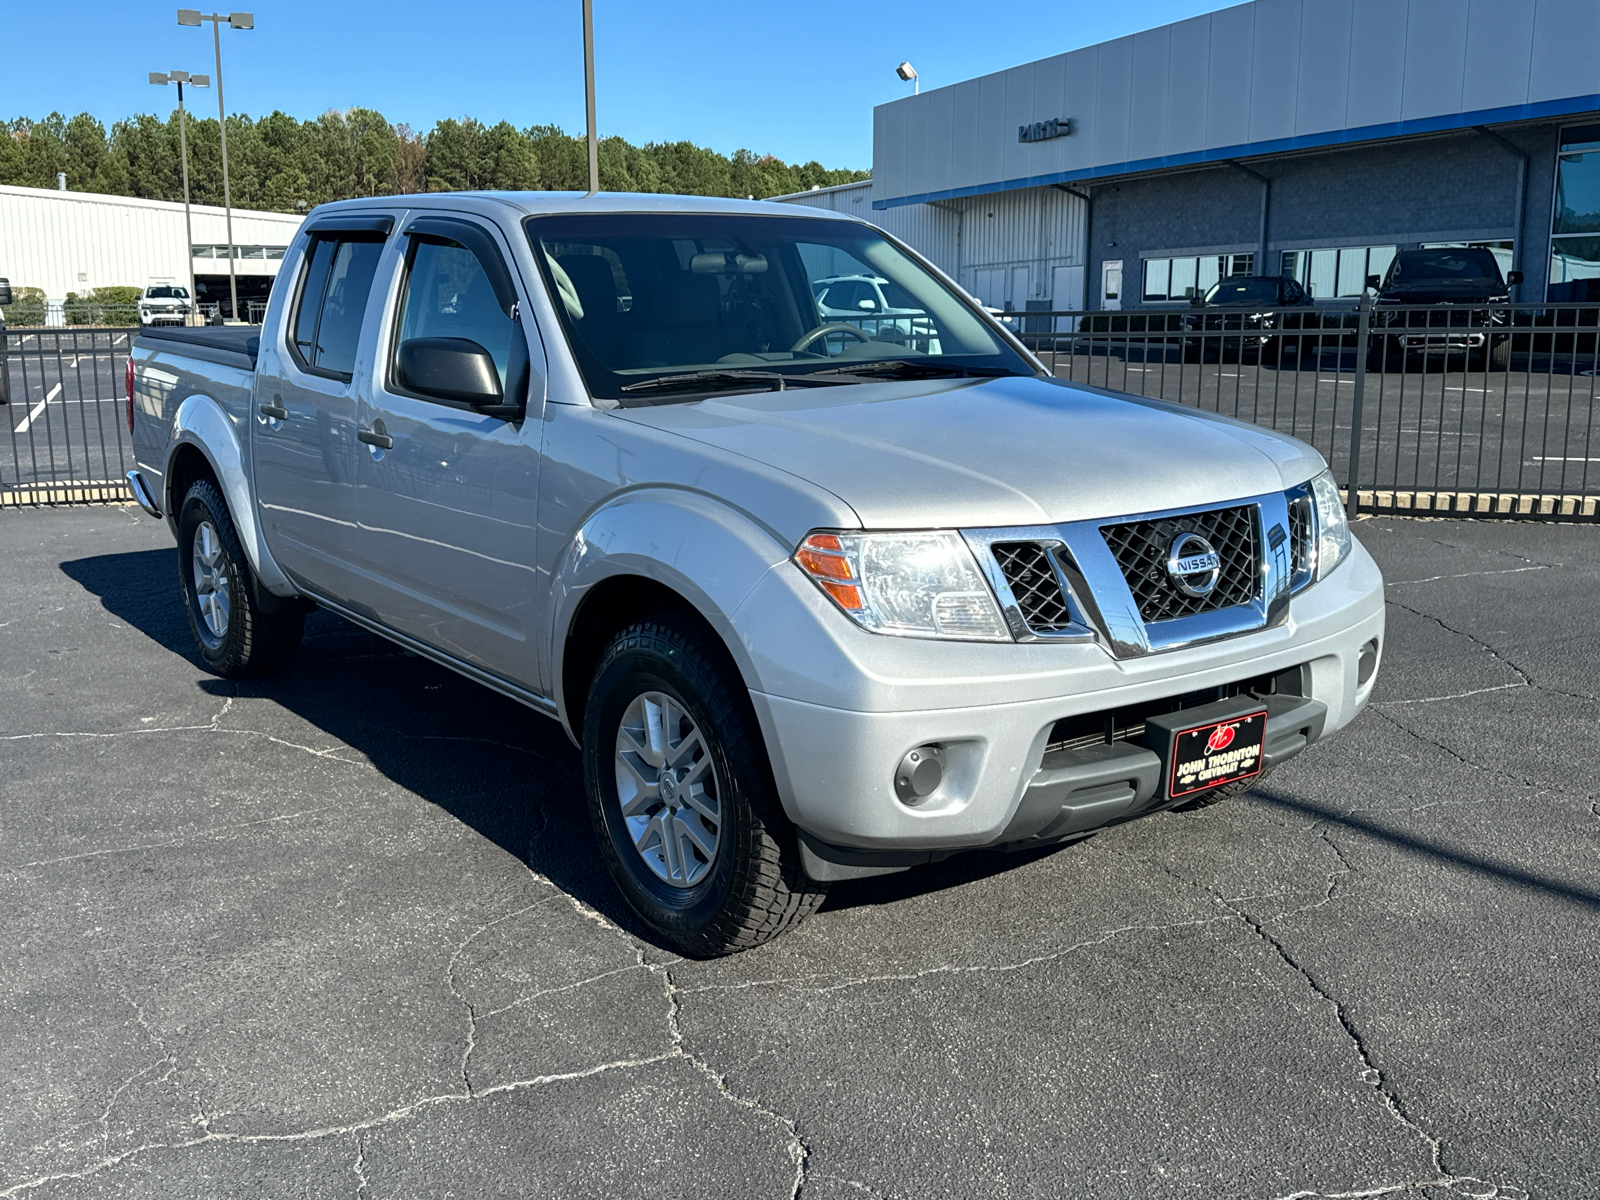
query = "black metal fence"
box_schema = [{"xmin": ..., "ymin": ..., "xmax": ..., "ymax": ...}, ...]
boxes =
[
  {"xmin": 1, "ymin": 327, "xmax": 137, "ymax": 507},
  {"xmin": 2, "ymin": 302, "xmax": 1598, "ymax": 516},
  {"xmin": 1022, "ymin": 299, "xmax": 1600, "ymax": 517}
]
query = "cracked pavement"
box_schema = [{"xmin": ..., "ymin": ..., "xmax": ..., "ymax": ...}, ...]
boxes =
[{"xmin": 1, "ymin": 506, "xmax": 1595, "ymax": 1198}]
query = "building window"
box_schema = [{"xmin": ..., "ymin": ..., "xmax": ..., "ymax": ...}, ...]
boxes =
[
  {"xmin": 1551, "ymin": 124, "xmax": 1600, "ymax": 301},
  {"xmin": 1142, "ymin": 253, "xmax": 1253, "ymax": 302},
  {"xmin": 192, "ymin": 245, "xmax": 215, "ymax": 259},
  {"xmin": 1280, "ymin": 245, "xmax": 1396, "ymax": 298}
]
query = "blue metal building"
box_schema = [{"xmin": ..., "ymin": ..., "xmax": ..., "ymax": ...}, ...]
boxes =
[{"xmin": 781, "ymin": 0, "xmax": 1600, "ymax": 313}]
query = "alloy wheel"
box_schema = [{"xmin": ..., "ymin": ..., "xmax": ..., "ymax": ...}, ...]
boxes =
[
  {"xmin": 191, "ymin": 520, "xmax": 231, "ymax": 640},
  {"xmin": 613, "ymin": 691, "xmax": 721, "ymax": 888}
]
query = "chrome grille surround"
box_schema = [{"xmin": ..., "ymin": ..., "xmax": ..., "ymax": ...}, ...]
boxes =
[
  {"xmin": 965, "ymin": 488, "xmax": 1295, "ymax": 658},
  {"xmin": 1285, "ymin": 482, "xmax": 1315, "ymax": 591}
]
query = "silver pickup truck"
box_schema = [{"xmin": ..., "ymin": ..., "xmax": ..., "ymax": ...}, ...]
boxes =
[{"xmin": 127, "ymin": 193, "xmax": 1384, "ymax": 956}]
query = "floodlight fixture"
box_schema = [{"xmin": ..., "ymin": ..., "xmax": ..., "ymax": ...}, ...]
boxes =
[
  {"xmin": 177, "ymin": 8, "xmax": 202, "ymax": 24},
  {"xmin": 896, "ymin": 62, "xmax": 919, "ymax": 94},
  {"xmin": 229, "ymin": 12, "xmax": 253, "ymax": 28},
  {"xmin": 169, "ymin": 69, "xmax": 190, "ymax": 83},
  {"xmin": 149, "ymin": 71, "xmax": 169, "ymax": 84}
]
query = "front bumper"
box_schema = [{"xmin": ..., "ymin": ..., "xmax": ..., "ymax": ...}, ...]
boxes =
[{"xmin": 744, "ymin": 540, "xmax": 1384, "ymax": 871}]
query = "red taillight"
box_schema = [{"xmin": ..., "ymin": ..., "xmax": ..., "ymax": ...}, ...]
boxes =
[{"xmin": 125, "ymin": 358, "xmax": 135, "ymax": 433}]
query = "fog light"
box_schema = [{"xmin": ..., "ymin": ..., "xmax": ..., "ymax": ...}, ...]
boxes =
[
  {"xmin": 1358, "ymin": 638, "xmax": 1379, "ymax": 685},
  {"xmin": 894, "ymin": 745, "xmax": 945, "ymax": 805}
]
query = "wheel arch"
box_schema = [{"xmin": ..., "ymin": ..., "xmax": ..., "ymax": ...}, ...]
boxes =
[
  {"xmin": 165, "ymin": 393, "xmax": 296, "ymax": 597},
  {"xmin": 549, "ymin": 489, "xmax": 791, "ymax": 744}
]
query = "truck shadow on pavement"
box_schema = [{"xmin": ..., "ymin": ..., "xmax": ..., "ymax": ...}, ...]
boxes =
[{"xmin": 61, "ymin": 547, "xmax": 1067, "ymax": 950}]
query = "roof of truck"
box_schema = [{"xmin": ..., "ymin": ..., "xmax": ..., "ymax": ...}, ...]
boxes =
[{"xmin": 304, "ymin": 191, "xmax": 858, "ymax": 222}]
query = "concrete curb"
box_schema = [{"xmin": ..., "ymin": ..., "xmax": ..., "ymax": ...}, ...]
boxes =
[{"xmin": 1342, "ymin": 487, "xmax": 1599, "ymax": 521}]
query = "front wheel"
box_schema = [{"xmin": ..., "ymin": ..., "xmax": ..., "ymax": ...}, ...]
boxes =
[
  {"xmin": 583, "ymin": 619, "xmax": 827, "ymax": 957},
  {"xmin": 177, "ymin": 479, "xmax": 304, "ymax": 677}
]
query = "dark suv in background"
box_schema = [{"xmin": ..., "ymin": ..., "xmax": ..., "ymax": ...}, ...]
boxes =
[
  {"xmin": 1182, "ymin": 275, "xmax": 1316, "ymax": 364},
  {"xmin": 1367, "ymin": 247, "xmax": 1520, "ymax": 371}
]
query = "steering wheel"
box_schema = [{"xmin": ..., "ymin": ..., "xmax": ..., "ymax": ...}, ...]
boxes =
[{"xmin": 790, "ymin": 323, "xmax": 872, "ymax": 354}]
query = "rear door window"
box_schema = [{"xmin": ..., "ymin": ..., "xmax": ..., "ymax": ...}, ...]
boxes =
[{"xmin": 289, "ymin": 234, "xmax": 386, "ymax": 380}]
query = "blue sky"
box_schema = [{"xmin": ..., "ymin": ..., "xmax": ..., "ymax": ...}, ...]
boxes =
[{"xmin": 7, "ymin": 0, "xmax": 1223, "ymax": 168}]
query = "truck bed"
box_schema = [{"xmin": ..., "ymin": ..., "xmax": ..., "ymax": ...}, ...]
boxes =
[{"xmin": 134, "ymin": 325, "xmax": 261, "ymax": 372}]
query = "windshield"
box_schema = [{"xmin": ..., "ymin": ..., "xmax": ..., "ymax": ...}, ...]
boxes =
[
  {"xmin": 1385, "ymin": 249, "xmax": 1504, "ymax": 288},
  {"xmin": 145, "ymin": 286, "xmax": 189, "ymax": 299},
  {"xmin": 526, "ymin": 213, "xmax": 1030, "ymax": 401},
  {"xmin": 1203, "ymin": 279, "xmax": 1279, "ymax": 305}
]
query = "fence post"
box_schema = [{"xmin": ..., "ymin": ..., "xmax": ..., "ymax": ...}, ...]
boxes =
[{"xmin": 1345, "ymin": 291, "xmax": 1372, "ymax": 520}]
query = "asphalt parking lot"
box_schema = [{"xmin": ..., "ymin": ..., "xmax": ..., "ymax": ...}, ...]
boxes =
[{"xmin": 1, "ymin": 506, "xmax": 1596, "ymax": 1199}]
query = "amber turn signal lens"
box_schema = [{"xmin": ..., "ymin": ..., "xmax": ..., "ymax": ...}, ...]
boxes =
[
  {"xmin": 818, "ymin": 579, "xmax": 862, "ymax": 610},
  {"xmin": 795, "ymin": 547, "xmax": 852, "ymax": 580}
]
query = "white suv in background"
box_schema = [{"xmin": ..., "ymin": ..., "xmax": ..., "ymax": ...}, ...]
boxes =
[{"xmin": 138, "ymin": 284, "xmax": 192, "ymax": 327}]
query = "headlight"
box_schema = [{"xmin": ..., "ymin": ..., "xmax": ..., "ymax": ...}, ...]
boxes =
[
  {"xmin": 1308, "ymin": 469, "xmax": 1351, "ymax": 580},
  {"xmin": 794, "ymin": 530, "xmax": 1010, "ymax": 641}
]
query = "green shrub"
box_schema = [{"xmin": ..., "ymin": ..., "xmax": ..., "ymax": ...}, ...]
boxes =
[
  {"xmin": 64, "ymin": 286, "xmax": 141, "ymax": 326},
  {"xmin": 1, "ymin": 285, "xmax": 47, "ymax": 327}
]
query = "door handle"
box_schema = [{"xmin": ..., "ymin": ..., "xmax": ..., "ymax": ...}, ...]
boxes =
[
  {"xmin": 357, "ymin": 426, "xmax": 393, "ymax": 450},
  {"xmin": 258, "ymin": 402, "xmax": 288, "ymax": 420}
]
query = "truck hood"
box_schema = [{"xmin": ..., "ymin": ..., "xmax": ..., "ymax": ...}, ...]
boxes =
[{"xmin": 616, "ymin": 374, "xmax": 1324, "ymax": 529}]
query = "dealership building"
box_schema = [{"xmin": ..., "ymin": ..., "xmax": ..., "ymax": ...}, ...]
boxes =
[
  {"xmin": 0, "ymin": 184, "xmax": 304, "ymax": 320},
  {"xmin": 780, "ymin": 0, "xmax": 1600, "ymax": 314}
]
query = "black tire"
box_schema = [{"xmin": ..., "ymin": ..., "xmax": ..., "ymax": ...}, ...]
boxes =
[
  {"xmin": 1488, "ymin": 335, "xmax": 1511, "ymax": 370},
  {"xmin": 177, "ymin": 479, "xmax": 304, "ymax": 677},
  {"xmin": 583, "ymin": 618, "xmax": 827, "ymax": 957},
  {"xmin": 1173, "ymin": 765, "xmax": 1276, "ymax": 811},
  {"xmin": 1182, "ymin": 341, "xmax": 1202, "ymax": 364},
  {"xmin": 1366, "ymin": 338, "xmax": 1397, "ymax": 373}
]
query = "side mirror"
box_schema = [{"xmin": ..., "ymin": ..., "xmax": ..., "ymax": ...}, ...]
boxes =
[
  {"xmin": 1507, "ymin": 270, "xmax": 1524, "ymax": 286},
  {"xmin": 1365, "ymin": 275, "xmax": 1381, "ymax": 291},
  {"xmin": 0, "ymin": 278, "xmax": 11, "ymax": 308},
  {"xmin": 397, "ymin": 337, "xmax": 520, "ymax": 418},
  {"xmin": 1189, "ymin": 295, "xmax": 1205, "ymax": 307}
]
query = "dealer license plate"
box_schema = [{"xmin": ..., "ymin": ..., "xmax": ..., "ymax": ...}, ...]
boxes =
[{"xmin": 1167, "ymin": 710, "xmax": 1268, "ymax": 799}]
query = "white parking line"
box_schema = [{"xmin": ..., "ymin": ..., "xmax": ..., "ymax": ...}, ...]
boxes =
[
  {"xmin": 113, "ymin": 334, "xmax": 127, "ymax": 346},
  {"xmin": 14, "ymin": 384, "xmax": 61, "ymax": 434},
  {"xmin": 1531, "ymin": 456, "xmax": 1600, "ymax": 462}
]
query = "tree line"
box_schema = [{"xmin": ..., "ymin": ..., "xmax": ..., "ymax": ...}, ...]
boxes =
[{"xmin": 0, "ymin": 109, "xmax": 869, "ymax": 212}]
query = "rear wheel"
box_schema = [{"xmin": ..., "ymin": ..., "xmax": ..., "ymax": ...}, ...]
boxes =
[
  {"xmin": 177, "ymin": 479, "xmax": 304, "ymax": 677},
  {"xmin": 583, "ymin": 618, "xmax": 827, "ymax": 957},
  {"xmin": 1487, "ymin": 335, "xmax": 1511, "ymax": 370}
]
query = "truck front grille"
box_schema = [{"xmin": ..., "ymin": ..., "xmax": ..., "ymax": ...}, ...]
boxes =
[
  {"xmin": 992, "ymin": 542, "xmax": 1075, "ymax": 632},
  {"xmin": 1101, "ymin": 505, "xmax": 1258, "ymax": 623}
]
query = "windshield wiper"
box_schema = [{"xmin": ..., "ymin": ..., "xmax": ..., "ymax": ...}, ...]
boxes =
[
  {"xmin": 803, "ymin": 360, "xmax": 1022, "ymax": 381},
  {"xmin": 618, "ymin": 369, "xmax": 841, "ymax": 397}
]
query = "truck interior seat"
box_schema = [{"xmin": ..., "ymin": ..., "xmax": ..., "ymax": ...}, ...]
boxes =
[
  {"xmin": 557, "ymin": 254, "xmax": 626, "ymax": 362},
  {"xmin": 629, "ymin": 273, "xmax": 752, "ymax": 367}
]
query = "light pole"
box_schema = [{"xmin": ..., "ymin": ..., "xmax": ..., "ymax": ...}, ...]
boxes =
[
  {"xmin": 149, "ymin": 70, "xmax": 209, "ymax": 325},
  {"xmin": 178, "ymin": 9, "xmax": 253, "ymax": 322},
  {"xmin": 582, "ymin": 0, "xmax": 598, "ymax": 196},
  {"xmin": 896, "ymin": 62, "xmax": 919, "ymax": 96}
]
